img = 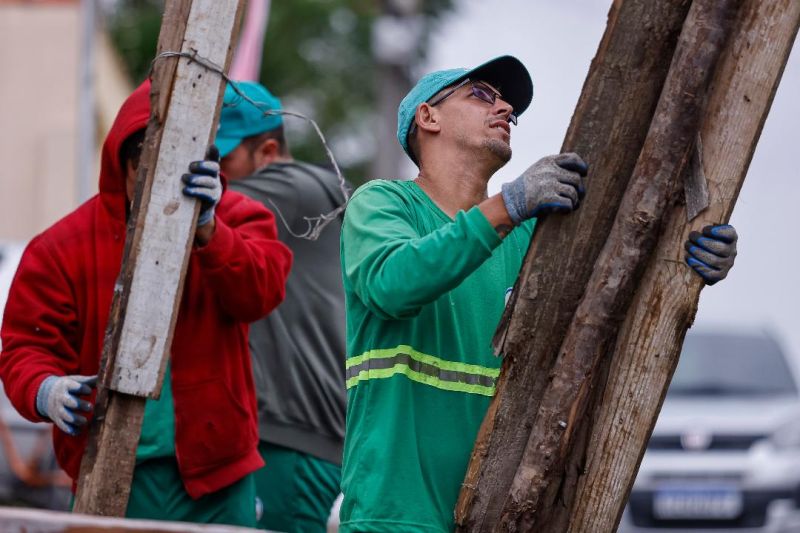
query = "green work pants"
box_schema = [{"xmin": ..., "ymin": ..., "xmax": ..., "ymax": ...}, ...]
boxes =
[
  {"xmin": 255, "ymin": 442, "xmax": 341, "ymax": 532},
  {"xmin": 125, "ymin": 457, "xmax": 258, "ymax": 527}
]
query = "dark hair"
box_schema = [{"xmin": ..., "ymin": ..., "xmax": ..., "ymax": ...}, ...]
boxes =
[
  {"xmin": 119, "ymin": 128, "xmax": 146, "ymax": 172},
  {"xmin": 241, "ymin": 126, "xmax": 289, "ymax": 157},
  {"xmin": 407, "ymin": 127, "xmax": 421, "ymax": 166}
]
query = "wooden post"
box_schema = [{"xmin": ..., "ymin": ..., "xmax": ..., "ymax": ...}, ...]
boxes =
[
  {"xmin": 0, "ymin": 507, "xmax": 256, "ymax": 532},
  {"xmin": 494, "ymin": 0, "xmax": 741, "ymax": 528},
  {"xmin": 568, "ymin": 2, "xmax": 800, "ymax": 531},
  {"xmin": 73, "ymin": 0, "xmax": 243, "ymax": 516},
  {"xmin": 454, "ymin": 0, "xmax": 794, "ymax": 528},
  {"xmin": 456, "ymin": 0, "xmax": 694, "ymax": 528}
]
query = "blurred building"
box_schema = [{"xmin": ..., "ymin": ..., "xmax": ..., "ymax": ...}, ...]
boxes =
[{"xmin": 0, "ymin": 0, "xmax": 129, "ymax": 242}]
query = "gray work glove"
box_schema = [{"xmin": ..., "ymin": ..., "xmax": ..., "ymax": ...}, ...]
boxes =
[
  {"xmin": 35, "ymin": 374, "xmax": 97, "ymax": 436},
  {"xmin": 501, "ymin": 153, "xmax": 588, "ymax": 225},
  {"xmin": 684, "ymin": 224, "xmax": 738, "ymax": 285},
  {"xmin": 182, "ymin": 145, "xmax": 222, "ymax": 226}
]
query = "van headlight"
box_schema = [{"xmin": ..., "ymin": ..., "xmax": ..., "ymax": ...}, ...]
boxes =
[{"xmin": 770, "ymin": 419, "xmax": 800, "ymax": 450}]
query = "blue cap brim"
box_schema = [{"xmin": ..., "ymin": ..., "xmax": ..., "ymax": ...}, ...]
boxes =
[
  {"xmin": 397, "ymin": 55, "xmax": 533, "ymax": 165},
  {"xmin": 464, "ymin": 55, "xmax": 533, "ymax": 117},
  {"xmin": 216, "ymin": 136, "xmax": 243, "ymax": 159}
]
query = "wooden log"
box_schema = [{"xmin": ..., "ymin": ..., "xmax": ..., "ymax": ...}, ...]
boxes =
[
  {"xmin": 568, "ymin": 2, "xmax": 800, "ymax": 531},
  {"xmin": 113, "ymin": 1, "xmax": 244, "ymax": 398},
  {"xmin": 455, "ymin": 0, "xmax": 693, "ymax": 528},
  {"xmin": 494, "ymin": 0, "xmax": 742, "ymax": 529},
  {"xmin": 0, "ymin": 507, "xmax": 256, "ymax": 532},
  {"xmin": 72, "ymin": 0, "xmax": 243, "ymax": 516}
]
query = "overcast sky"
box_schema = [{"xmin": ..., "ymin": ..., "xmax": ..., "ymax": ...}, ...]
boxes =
[{"xmin": 423, "ymin": 1, "xmax": 800, "ymax": 365}]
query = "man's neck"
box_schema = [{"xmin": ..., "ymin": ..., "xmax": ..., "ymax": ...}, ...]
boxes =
[
  {"xmin": 272, "ymin": 155, "xmax": 294, "ymax": 164},
  {"xmin": 415, "ymin": 152, "xmax": 495, "ymax": 218},
  {"xmin": 253, "ymin": 155, "xmax": 294, "ymax": 175}
]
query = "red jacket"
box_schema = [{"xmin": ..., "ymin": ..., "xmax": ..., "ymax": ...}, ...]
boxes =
[{"xmin": 0, "ymin": 81, "xmax": 293, "ymax": 498}]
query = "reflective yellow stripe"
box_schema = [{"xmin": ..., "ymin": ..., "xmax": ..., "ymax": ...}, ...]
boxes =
[
  {"xmin": 345, "ymin": 345, "xmax": 500, "ymax": 378},
  {"xmin": 345, "ymin": 366, "xmax": 496, "ymax": 397},
  {"xmin": 345, "ymin": 345, "xmax": 499, "ymax": 396}
]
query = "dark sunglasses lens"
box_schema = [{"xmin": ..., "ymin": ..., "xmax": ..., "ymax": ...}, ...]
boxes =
[{"xmin": 471, "ymin": 85, "xmax": 496, "ymax": 105}]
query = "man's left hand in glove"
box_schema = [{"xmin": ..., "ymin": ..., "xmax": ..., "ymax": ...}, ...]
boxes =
[
  {"xmin": 182, "ymin": 145, "xmax": 222, "ymax": 246},
  {"xmin": 684, "ymin": 224, "xmax": 738, "ymax": 285}
]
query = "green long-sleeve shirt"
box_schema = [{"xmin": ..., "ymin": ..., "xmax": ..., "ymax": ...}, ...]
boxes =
[{"xmin": 340, "ymin": 179, "xmax": 534, "ymax": 532}]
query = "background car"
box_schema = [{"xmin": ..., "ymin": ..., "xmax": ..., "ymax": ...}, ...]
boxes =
[
  {"xmin": 0, "ymin": 241, "xmax": 71, "ymax": 510},
  {"xmin": 620, "ymin": 330, "xmax": 800, "ymax": 532}
]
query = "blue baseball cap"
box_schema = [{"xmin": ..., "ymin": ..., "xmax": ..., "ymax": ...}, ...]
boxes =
[
  {"xmin": 397, "ymin": 55, "xmax": 533, "ymax": 164},
  {"xmin": 216, "ymin": 81, "xmax": 283, "ymax": 158}
]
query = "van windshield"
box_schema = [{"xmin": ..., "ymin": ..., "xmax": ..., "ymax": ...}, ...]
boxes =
[{"xmin": 668, "ymin": 333, "xmax": 797, "ymax": 397}]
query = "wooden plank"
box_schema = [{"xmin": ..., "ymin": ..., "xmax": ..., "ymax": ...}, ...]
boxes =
[
  {"xmin": 568, "ymin": 2, "xmax": 800, "ymax": 531},
  {"xmin": 72, "ymin": 0, "xmax": 243, "ymax": 516},
  {"xmin": 455, "ymin": 0, "xmax": 694, "ymax": 528},
  {"xmin": 0, "ymin": 507, "xmax": 257, "ymax": 532},
  {"xmin": 110, "ymin": 0, "xmax": 243, "ymax": 397}
]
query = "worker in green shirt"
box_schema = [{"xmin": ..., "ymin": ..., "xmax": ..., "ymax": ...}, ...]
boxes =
[
  {"xmin": 339, "ymin": 55, "xmax": 738, "ymax": 532},
  {"xmin": 339, "ymin": 54, "xmax": 581, "ymax": 533}
]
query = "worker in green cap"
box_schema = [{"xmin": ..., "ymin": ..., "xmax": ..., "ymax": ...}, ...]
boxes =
[
  {"xmin": 216, "ymin": 81, "xmax": 348, "ymax": 532},
  {"xmin": 338, "ymin": 55, "xmax": 738, "ymax": 532}
]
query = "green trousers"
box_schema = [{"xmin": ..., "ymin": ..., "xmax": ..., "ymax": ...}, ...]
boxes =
[
  {"xmin": 255, "ymin": 442, "xmax": 341, "ymax": 532},
  {"xmin": 125, "ymin": 457, "xmax": 258, "ymax": 527}
]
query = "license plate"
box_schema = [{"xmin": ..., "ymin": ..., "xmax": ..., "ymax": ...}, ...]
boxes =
[{"xmin": 653, "ymin": 485, "xmax": 743, "ymax": 519}]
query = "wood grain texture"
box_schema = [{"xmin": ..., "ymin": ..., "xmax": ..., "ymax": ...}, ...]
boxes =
[
  {"xmin": 455, "ymin": 1, "xmax": 693, "ymax": 529},
  {"xmin": 72, "ymin": 394, "xmax": 146, "ymax": 516},
  {"xmin": 111, "ymin": 0, "xmax": 243, "ymax": 397},
  {"xmin": 568, "ymin": 2, "xmax": 800, "ymax": 531},
  {"xmin": 0, "ymin": 506, "xmax": 256, "ymax": 532},
  {"xmin": 73, "ymin": 0, "xmax": 243, "ymax": 516},
  {"xmin": 495, "ymin": 1, "xmax": 741, "ymax": 529},
  {"xmin": 684, "ymin": 133, "xmax": 709, "ymax": 222}
]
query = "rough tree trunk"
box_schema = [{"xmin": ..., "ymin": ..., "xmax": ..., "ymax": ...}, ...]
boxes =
[
  {"xmin": 567, "ymin": 2, "xmax": 800, "ymax": 531},
  {"xmin": 456, "ymin": 0, "xmax": 693, "ymax": 528},
  {"xmin": 496, "ymin": 0, "xmax": 741, "ymax": 528}
]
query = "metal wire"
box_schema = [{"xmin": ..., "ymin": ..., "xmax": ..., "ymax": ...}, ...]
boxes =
[{"xmin": 151, "ymin": 50, "xmax": 350, "ymax": 240}]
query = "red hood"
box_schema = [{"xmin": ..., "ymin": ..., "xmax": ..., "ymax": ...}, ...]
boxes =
[
  {"xmin": 99, "ymin": 80, "xmax": 151, "ymax": 217},
  {"xmin": 98, "ymin": 79, "xmax": 229, "ymax": 219}
]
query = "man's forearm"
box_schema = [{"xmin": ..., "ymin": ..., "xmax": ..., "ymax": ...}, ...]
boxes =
[{"xmin": 479, "ymin": 194, "xmax": 514, "ymax": 238}]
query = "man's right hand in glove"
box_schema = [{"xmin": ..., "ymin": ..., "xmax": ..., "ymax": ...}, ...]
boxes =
[
  {"xmin": 36, "ymin": 374, "xmax": 97, "ymax": 436},
  {"xmin": 501, "ymin": 153, "xmax": 589, "ymax": 225}
]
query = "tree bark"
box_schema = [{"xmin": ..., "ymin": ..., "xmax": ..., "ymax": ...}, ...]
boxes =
[
  {"xmin": 73, "ymin": 0, "xmax": 243, "ymax": 516},
  {"xmin": 568, "ymin": 2, "xmax": 800, "ymax": 531},
  {"xmin": 456, "ymin": 0, "xmax": 693, "ymax": 528},
  {"xmin": 495, "ymin": 0, "xmax": 741, "ymax": 528}
]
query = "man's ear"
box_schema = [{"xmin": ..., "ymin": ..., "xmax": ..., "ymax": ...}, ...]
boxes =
[
  {"xmin": 416, "ymin": 103, "xmax": 441, "ymax": 134},
  {"xmin": 255, "ymin": 138, "xmax": 282, "ymax": 167}
]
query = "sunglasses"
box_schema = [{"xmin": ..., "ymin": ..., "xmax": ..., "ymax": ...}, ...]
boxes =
[{"xmin": 428, "ymin": 78, "xmax": 518, "ymax": 126}]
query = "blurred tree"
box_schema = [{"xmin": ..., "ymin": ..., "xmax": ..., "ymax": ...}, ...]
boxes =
[{"xmin": 103, "ymin": 0, "xmax": 454, "ymax": 184}]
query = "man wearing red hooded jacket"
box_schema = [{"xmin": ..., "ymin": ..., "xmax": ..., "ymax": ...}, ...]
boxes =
[{"xmin": 0, "ymin": 80, "xmax": 293, "ymax": 526}]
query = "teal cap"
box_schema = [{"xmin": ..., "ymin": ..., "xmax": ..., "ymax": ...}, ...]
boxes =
[
  {"xmin": 216, "ymin": 81, "xmax": 283, "ymax": 158},
  {"xmin": 397, "ymin": 55, "xmax": 533, "ymax": 164}
]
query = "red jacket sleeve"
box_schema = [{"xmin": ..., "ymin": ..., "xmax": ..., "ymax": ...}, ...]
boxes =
[
  {"xmin": 0, "ymin": 237, "xmax": 81, "ymax": 422},
  {"xmin": 193, "ymin": 191, "xmax": 293, "ymax": 323}
]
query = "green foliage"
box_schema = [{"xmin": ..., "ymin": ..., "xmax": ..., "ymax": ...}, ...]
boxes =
[
  {"xmin": 105, "ymin": 0, "xmax": 454, "ymax": 181},
  {"xmin": 106, "ymin": 0, "xmax": 163, "ymax": 86},
  {"xmin": 259, "ymin": 1, "xmax": 376, "ymax": 178}
]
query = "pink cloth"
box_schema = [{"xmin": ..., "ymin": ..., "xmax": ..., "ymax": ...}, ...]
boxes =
[{"xmin": 230, "ymin": 0, "xmax": 270, "ymax": 81}]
